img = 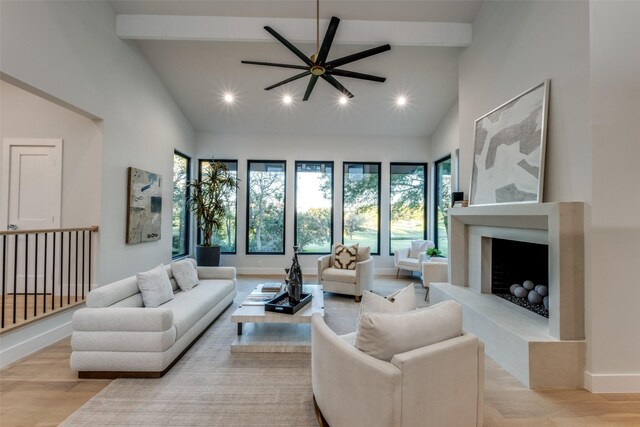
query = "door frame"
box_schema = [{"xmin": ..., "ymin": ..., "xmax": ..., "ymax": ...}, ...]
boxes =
[{"xmin": 1, "ymin": 138, "xmax": 63, "ymax": 230}]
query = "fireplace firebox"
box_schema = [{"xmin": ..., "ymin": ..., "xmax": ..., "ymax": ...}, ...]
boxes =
[{"xmin": 491, "ymin": 238, "xmax": 549, "ymax": 317}]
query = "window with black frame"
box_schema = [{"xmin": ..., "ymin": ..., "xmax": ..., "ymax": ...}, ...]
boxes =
[
  {"xmin": 390, "ymin": 163, "xmax": 427, "ymax": 254},
  {"xmin": 172, "ymin": 151, "xmax": 191, "ymax": 259},
  {"xmin": 198, "ymin": 159, "xmax": 238, "ymax": 253},
  {"xmin": 295, "ymin": 161, "xmax": 333, "ymax": 254},
  {"xmin": 343, "ymin": 162, "xmax": 381, "ymax": 254},
  {"xmin": 434, "ymin": 155, "xmax": 452, "ymax": 256},
  {"xmin": 247, "ymin": 160, "xmax": 286, "ymax": 254}
]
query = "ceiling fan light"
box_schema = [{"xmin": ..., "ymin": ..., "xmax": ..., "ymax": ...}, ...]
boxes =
[
  {"xmin": 282, "ymin": 95, "xmax": 293, "ymax": 105},
  {"xmin": 223, "ymin": 93, "xmax": 234, "ymax": 103},
  {"xmin": 339, "ymin": 96, "xmax": 348, "ymax": 105},
  {"xmin": 396, "ymin": 96, "xmax": 407, "ymax": 106}
]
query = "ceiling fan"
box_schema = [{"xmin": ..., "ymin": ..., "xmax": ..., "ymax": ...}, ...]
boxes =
[{"xmin": 241, "ymin": 1, "xmax": 390, "ymax": 101}]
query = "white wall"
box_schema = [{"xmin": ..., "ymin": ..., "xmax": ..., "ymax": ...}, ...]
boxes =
[
  {"xmin": 0, "ymin": 80, "xmax": 102, "ymax": 228},
  {"xmin": 196, "ymin": 132, "xmax": 429, "ymax": 274},
  {"xmin": 0, "ymin": 1, "xmax": 196, "ymax": 284},
  {"xmin": 458, "ymin": 0, "xmax": 591, "ymax": 203},
  {"xmin": 586, "ymin": 0, "xmax": 640, "ymax": 392}
]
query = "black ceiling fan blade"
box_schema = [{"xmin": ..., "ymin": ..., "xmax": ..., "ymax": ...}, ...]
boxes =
[
  {"xmin": 321, "ymin": 74, "xmax": 353, "ymax": 98},
  {"xmin": 242, "ymin": 60, "xmax": 309, "ymax": 71},
  {"xmin": 303, "ymin": 75, "xmax": 319, "ymax": 101},
  {"xmin": 264, "ymin": 26, "xmax": 314, "ymax": 66},
  {"xmin": 264, "ymin": 71, "xmax": 310, "ymax": 91},
  {"xmin": 325, "ymin": 44, "xmax": 391, "ymax": 69},
  {"xmin": 316, "ymin": 17, "xmax": 340, "ymax": 65},
  {"xmin": 329, "ymin": 69, "xmax": 386, "ymax": 83}
]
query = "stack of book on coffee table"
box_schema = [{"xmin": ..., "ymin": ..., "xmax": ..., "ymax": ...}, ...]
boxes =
[{"xmin": 242, "ymin": 283, "xmax": 283, "ymax": 306}]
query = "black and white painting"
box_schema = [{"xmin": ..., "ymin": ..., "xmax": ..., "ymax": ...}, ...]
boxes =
[
  {"xmin": 126, "ymin": 167, "xmax": 162, "ymax": 244},
  {"xmin": 470, "ymin": 81, "xmax": 549, "ymax": 206}
]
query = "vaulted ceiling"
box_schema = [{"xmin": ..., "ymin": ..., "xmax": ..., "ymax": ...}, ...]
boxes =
[{"xmin": 110, "ymin": 1, "xmax": 482, "ymax": 137}]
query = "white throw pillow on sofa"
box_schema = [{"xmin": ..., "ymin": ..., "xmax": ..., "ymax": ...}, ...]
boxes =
[
  {"xmin": 137, "ymin": 264, "xmax": 174, "ymax": 308},
  {"xmin": 359, "ymin": 284, "xmax": 417, "ymax": 316},
  {"xmin": 171, "ymin": 259, "xmax": 199, "ymax": 291},
  {"xmin": 355, "ymin": 300, "xmax": 462, "ymax": 362}
]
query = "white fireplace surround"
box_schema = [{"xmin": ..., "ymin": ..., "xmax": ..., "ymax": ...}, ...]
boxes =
[{"xmin": 431, "ymin": 202, "xmax": 585, "ymax": 388}]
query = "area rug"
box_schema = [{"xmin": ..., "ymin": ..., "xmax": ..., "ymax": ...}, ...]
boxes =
[{"xmin": 61, "ymin": 279, "xmax": 421, "ymax": 426}]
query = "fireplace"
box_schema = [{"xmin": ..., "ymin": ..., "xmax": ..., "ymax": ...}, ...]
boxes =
[
  {"xmin": 430, "ymin": 202, "xmax": 585, "ymax": 388},
  {"xmin": 491, "ymin": 238, "xmax": 549, "ymax": 318}
]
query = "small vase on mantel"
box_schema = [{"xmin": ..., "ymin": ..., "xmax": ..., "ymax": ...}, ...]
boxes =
[{"xmin": 285, "ymin": 246, "xmax": 303, "ymax": 304}]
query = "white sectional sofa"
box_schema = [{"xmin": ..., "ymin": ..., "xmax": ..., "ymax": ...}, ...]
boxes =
[{"xmin": 70, "ymin": 260, "xmax": 236, "ymax": 378}]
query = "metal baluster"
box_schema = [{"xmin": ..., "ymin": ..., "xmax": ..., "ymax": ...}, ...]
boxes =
[
  {"xmin": 75, "ymin": 231, "xmax": 78, "ymax": 302},
  {"xmin": 34, "ymin": 233, "xmax": 38, "ymax": 317},
  {"xmin": 82, "ymin": 230, "xmax": 86, "ymax": 300},
  {"xmin": 43, "ymin": 233, "xmax": 48, "ymax": 314},
  {"xmin": 24, "ymin": 234, "xmax": 28, "ymax": 320},
  {"xmin": 13, "ymin": 235, "xmax": 17, "ymax": 324},
  {"xmin": 88, "ymin": 230, "xmax": 92, "ymax": 292},
  {"xmin": 52, "ymin": 232, "xmax": 57, "ymax": 311},
  {"xmin": 2, "ymin": 235, "xmax": 6, "ymax": 328},
  {"xmin": 59, "ymin": 232, "xmax": 64, "ymax": 308},
  {"xmin": 67, "ymin": 231, "xmax": 71, "ymax": 305}
]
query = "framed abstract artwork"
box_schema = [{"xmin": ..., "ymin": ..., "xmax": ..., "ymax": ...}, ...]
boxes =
[
  {"xmin": 126, "ymin": 167, "xmax": 162, "ymax": 243},
  {"xmin": 470, "ymin": 80, "xmax": 549, "ymax": 206}
]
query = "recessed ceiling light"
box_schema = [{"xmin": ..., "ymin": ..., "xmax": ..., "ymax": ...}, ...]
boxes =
[
  {"xmin": 223, "ymin": 93, "xmax": 234, "ymax": 103},
  {"xmin": 396, "ymin": 96, "xmax": 407, "ymax": 106},
  {"xmin": 339, "ymin": 96, "xmax": 348, "ymax": 105},
  {"xmin": 282, "ymin": 95, "xmax": 293, "ymax": 105}
]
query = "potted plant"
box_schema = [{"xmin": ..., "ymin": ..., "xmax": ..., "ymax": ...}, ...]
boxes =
[
  {"xmin": 426, "ymin": 247, "xmax": 443, "ymax": 259},
  {"xmin": 187, "ymin": 160, "xmax": 238, "ymax": 266}
]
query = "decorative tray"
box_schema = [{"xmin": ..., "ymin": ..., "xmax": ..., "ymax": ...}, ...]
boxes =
[{"xmin": 265, "ymin": 292, "xmax": 312, "ymax": 315}]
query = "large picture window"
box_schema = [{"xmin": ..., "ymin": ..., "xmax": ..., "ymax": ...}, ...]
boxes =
[
  {"xmin": 199, "ymin": 159, "xmax": 238, "ymax": 253},
  {"xmin": 390, "ymin": 163, "xmax": 427, "ymax": 254},
  {"xmin": 172, "ymin": 151, "xmax": 191, "ymax": 259},
  {"xmin": 343, "ymin": 162, "xmax": 381, "ymax": 254},
  {"xmin": 295, "ymin": 161, "xmax": 333, "ymax": 254},
  {"xmin": 247, "ymin": 160, "xmax": 286, "ymax": 254},
  {"xmin": 434, "ymin": 156, "xmax": 452, "ymax": 256}
]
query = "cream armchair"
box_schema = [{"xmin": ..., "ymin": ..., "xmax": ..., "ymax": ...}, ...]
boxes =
[
  {"xmin": 394, "ymin": 240, "xmax": 435, "ymax": 278},
  {"xmin": 311, "ymin": 313, "xmax": 484, "ymax": 427},
  {"xmin": 318, "ymin": 245, "xmax": 374, "ymax": 302},
  {"xmin": 421, "ymin": 257, "xmax": 449, "ymax": 302}
]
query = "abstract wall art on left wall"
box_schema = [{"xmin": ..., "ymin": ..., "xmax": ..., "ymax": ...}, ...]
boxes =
[{"xmin": 127, "ymin": 167, "xmax": 162, "ymax": 243}]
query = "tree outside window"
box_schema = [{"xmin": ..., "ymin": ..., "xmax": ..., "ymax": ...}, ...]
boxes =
[
  {"xmin": 247, "ymin": 161, "xmax": 286, "ymax": 254},
  {"xmin": 295, "ymin": 162, "xmax": 333, "ymax": 253},
  {"xmin": 390, "ymin": 163, "xmax": 426, "ymax": 254},
  {"xmin": 435, "ymin": 156, "xmax": 452, "ymax": 256},
  {"xmin": 172, "ymin": 151, "xmax": 190, "ymax": 258},
  {"xmin": 343, "ymin": 163, "xmax": 380, "ymax": 254}
]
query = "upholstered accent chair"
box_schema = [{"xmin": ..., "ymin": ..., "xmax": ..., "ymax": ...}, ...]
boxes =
[
  {"xmin": 421, "ymin": 257, "xmax": 449, "ymax": 301},
  {"xmin": 311, "ymin": 313, "xmax": 484, "ymax": 427},
  {"xmin": 393, "ymin": 240, "xmax": 434, "ymax": 278},
  {"xmin": 317, "ymin": 244, "xmax": 374, "ymax": 302}
]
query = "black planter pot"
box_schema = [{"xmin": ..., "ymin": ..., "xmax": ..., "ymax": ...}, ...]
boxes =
[{"xmin": 196, "ymin": 246, "xmax": 221, "ymax": 266}]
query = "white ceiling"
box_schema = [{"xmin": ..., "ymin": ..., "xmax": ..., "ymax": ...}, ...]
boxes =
[{"xmin": 111, "ymin": 1, "xmax": 480, "ymax": 137}]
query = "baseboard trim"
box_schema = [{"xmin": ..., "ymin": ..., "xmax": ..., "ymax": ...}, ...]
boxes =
[
  {"xmin": 0, "ymin": 306, "xmax": 81, "ymax": 368},
  {"xmin": 584, "ymin": 371, "xmax": 640, "ymax": 393},
  {"xmin": 236, "ymin": 267, "xmax": 401, "ymax": 276}
]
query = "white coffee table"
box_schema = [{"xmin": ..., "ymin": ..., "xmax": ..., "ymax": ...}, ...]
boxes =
[{"xmin": 230, "ymin": 284, "xmax": 324, "ymax": 353}]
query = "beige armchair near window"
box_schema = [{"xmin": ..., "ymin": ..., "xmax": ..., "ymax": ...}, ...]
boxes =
[
  {"xmin": 311, "ymin": 313, "xmax": 484, "ymax": 427},
  {"xmin": 318, "ymin": 245, "xmax": 374, "ymax": 302},
  {"xmin": 394, "ymin": 240, "xmax": 434, "ymax": 278},
  {"xmin": 421, "ymin": 257, "xmax": 449, "ymax": 301}
]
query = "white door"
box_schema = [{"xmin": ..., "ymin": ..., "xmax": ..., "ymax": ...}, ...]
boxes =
[
  {"xmin": 1, "ymin": 139, "xmax": 62, "ymax": 293},
  {"xmin": 1, "ymin": 138, "xmax": 62, "ymax": 231}
]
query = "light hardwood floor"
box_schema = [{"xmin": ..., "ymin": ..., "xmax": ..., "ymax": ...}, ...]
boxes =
[
  {"xmin": 1, "ymin": 276, "xmax": 639, "ymax": 426},
  {"xmin": 1, "ymin": 295, "xmax": 83, "ymax": 334}
]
